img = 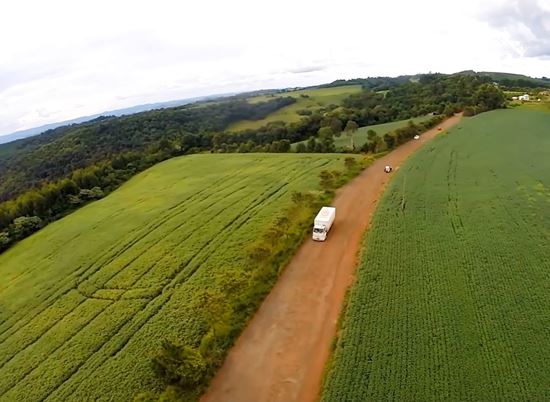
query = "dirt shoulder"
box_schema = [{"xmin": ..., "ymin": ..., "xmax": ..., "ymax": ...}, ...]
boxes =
[{"xmin": 201, "ymin": 114, "xmax": 463, "ymax": 402}]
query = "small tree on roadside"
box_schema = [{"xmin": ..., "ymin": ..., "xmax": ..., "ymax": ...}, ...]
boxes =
[
  {"xmin": 383, "ymin": 133, "xmax": 395, "ymax": 150},
  {"xmin": 344, "ymin": 157, "xmax": 357, "ymax": 172},
  {"xmin": 151, "ymin": 341, "xmax": 207, "ymax": 388},
  {"xmin": 319, "ymin": 170, "xmax": 335, "ymax": 190}
]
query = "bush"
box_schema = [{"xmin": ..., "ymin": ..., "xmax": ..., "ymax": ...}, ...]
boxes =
[
  {"xmin": 12, "ymin": 216, "xmax": 42, "ymax": 240},
  {"xmin": 152, "ymin": 341, "xmax": 207, "ymax": 388},
  {"xmin": 0, "ymin": 231, "xmax": 10, "ymax": 251}
]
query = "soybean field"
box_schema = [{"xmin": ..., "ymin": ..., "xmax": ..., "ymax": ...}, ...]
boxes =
[
  {"xmin": 322, "ymin": 109, "xmax": 550, "ymax": 401},
  {"xmin": 0, "ymin": 153, "xmax": 348, "ymax": 401}
]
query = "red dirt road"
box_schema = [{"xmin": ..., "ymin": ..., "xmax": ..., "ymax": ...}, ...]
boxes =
[{"xmin": 202, "ymin": 114, "xmax": 462, "ymax": 402}]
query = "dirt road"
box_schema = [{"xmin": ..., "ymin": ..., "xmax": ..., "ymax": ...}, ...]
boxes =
[{"xmin": 202, "ymin": 114, "xmax": 462, "ymax": 402}]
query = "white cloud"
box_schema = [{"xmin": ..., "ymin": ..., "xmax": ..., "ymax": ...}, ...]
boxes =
[{"xmin": 1, "ymin": 0, "xmax": 550, "ymax": 136}]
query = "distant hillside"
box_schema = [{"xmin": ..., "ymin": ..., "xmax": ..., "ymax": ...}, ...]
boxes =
[
  {"xmin": 454, "ymin": 70, "xmax": 550, "ymax": 88},
  {"xmin": 318, "ymin": 75, "xmax": 415, "ymax": 90},
  {"xmin": 0, "ymin": 94, "xmax": 232, "ymax": 145},
  {"xmin": 0, "ymin": 96, "xmax": 296, "ymax": 201}
]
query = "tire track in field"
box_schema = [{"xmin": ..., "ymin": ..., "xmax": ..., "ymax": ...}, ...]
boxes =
[
  {"xmin": 0, "ymin": 167, "xmax": 253, "ymax": 374},
  {"xmin": 0, "ymin": 167, "xmax": 250, "ymax": 341},
  {"xmin": 43, "ymin": 294, "xmax": 170, "ymax": 402},
  {"xmin": 0, "ymin": 299, "xmax": 113, "ymax": 397},
  {"xmin": 84, "ymin": 180, "xmax": 253, "ymax": 293},
  {"xmin": 104, "ymin": 156, "xmax": 320, "ymax": 291},
  {"xmin": 168, "ymin": 158, "xmax": 333, "ymax": 287},
  {"xmin": 0, "ymin": 169, "xmax": 250, "ymax": 368}
]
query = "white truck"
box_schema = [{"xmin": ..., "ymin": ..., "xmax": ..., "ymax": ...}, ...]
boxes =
[{"xmin": 312, "ymin": 206, "xmax": 336, "ymax": 241}]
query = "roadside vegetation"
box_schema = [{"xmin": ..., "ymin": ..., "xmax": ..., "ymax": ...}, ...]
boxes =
[{"xmin": 322, "ymin": 109, "xmax": 550, "ymax": 401}]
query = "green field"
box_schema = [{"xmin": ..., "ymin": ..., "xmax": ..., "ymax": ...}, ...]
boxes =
[
  {"xmin": 322, "ymin": 109, "xmax": 550, "ymax": 401},
  {"xmin": 0, "ymin": 153, "xmax": 350, "ymax": 401},
  {"xmin": 228, "ymin": 85, "xmax": 362, "ymax": 131}
]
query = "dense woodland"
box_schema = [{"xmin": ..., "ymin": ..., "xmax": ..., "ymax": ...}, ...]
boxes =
[{"xmin": 0, "ymin": 73, "xmax": 507, "ymax": 252}]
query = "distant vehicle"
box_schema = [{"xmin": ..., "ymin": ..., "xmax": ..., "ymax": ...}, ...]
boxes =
[
  {"xmin": 312, "ymin": 207, "xmax": 336, "ymax": 241},
  {"xmin": 384, "ymin": 165, "xmax": 392, "ymax": 173},
  {"xmin": 414, "ymin": 135, "xmax": 420, "ymax": 140},
  {"xmin": 438, "ymin": 127, "xmax": 442, "ymax": 131}
]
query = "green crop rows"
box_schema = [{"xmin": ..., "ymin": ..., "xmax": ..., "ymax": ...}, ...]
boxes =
[
  {"xmin": 0, "ymin": 153, "xmax": 348, "ymax": 401},
  {"xmin": 322, "ymin": 109, "xmax": 550, "ymax": 401}
]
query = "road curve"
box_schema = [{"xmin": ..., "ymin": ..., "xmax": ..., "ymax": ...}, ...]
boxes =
[{"xmin": 201, "ymin": 114, "xmax": 463, "ymax": 402}]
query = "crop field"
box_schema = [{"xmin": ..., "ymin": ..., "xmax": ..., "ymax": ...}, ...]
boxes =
[
  {"xmin": 0, "ymin": 153, "xmax": 350, "ymax": 401},
  {"xmin": 322, "ymin": 109, "xmax": 550, "ymax": 401},
  {"xmin": 228, "ymin": 85, "xmax": 362, "ymax": 131}
]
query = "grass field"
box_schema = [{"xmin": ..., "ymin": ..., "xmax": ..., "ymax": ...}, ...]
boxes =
[
  {"xmin": 228, "ymin": 85, "xmax": 362, "ymax": 131},
  {"xmin": 0, "ymin": 153, "xmax": 351, "ymax": 401},
  {"xmin": 322, "ymin": 109, "xmax": 550, "ymax": 401}
]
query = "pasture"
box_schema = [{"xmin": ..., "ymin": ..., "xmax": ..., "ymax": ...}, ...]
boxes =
[
  {"xmin": 0, "ymin": 153, "xmax": 349, "ymax": 401},
  {"xmin": 322, "ymin": 109, "xmax": 550, "ymax": 401},
  {"xmin": 228, "ymin": 85, "xmax": 362, "ymax": 131}
]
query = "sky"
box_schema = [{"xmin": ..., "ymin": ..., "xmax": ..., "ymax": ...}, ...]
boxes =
[{"xmin": 1, "ymin": 0, "xmax": 550, "ymax": 136}]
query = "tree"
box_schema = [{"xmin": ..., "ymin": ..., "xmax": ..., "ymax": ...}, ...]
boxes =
[
  {"xmin": 278, "ymin": 139, "xmax": 291, "ymax": 153},
  {"xmin": 319, "ymin": 170, "xmax": 335, "ymax": 190},
  {"xmin": 344, "ymin": 157, "xmax": 357, "ymax": 171},
  {"xmin": 12, "ymin": 216, "xmax": 42, "ymax": 239},
  {"xmin": 151, "ymin": 341, "xmax": 207, "ymax": 388},
  {"xmin": 330, "ymin": 117, "xmax": 343, "ymax": 136},
  {"xmin": 0, "ymin": 232, "xmax": 10, "ymax": 251},
  {"xmin": 317, "ymin": 126, "xmax": 333, "ymax": 139},
  {"xmin": 195, "ymin": 289, "xmax": 231, "ymax": 337},
  {"xmin": 295, "ymin": 143, "xmax": 307, "ymax": 153},
  {"xmin": 383, "ymin": 133, "xmax": 395, "ymax": 150},
  {"xmin": 306, "ymin": 136, "xmax": 317, "ymax": 152},
  {"xmin": 475, "ymin": 83, "xmax": 505, "ymax": 110},
  {"xmin": 344, "ymin": 120, "xmax": 359, "ymax": 149},
  {"xmin": 79, "ymin": 187, "xmax": 104, "ymax": 200},
  {"xmin": 443, "ymin": 104, "xmax": 455, "ymax": 117}
]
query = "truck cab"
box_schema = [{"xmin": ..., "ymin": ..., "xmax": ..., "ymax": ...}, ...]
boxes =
[{"xmin": 312, "ymin": 225, "xmax": 328, "ymax": 241}]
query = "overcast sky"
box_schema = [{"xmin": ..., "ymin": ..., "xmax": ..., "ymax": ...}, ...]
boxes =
[{"xmin": 1, "ymin": 0, "xmax": 550, "ymax": 136}]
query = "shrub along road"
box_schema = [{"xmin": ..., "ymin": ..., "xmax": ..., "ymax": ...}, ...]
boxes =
[{"xmin": 201, "ymin": 114, "xmax": 463, "ymax": 402}]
